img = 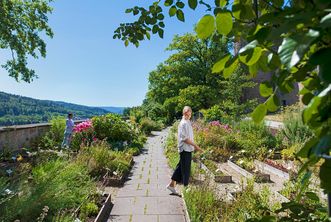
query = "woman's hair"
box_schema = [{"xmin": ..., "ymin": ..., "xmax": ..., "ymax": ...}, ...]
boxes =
[{"xmin": 182, "ymin": 106, "xmax": 192, "ymax": 115}]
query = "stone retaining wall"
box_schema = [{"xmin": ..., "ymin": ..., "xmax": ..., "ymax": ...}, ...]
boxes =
[
  {"xmin": 0, "ymin": 120, "xmax": 84, "ymax": 152},
  {"xmin": 0, "ymin": 123, "xmax": 50, "ymax": 151}
]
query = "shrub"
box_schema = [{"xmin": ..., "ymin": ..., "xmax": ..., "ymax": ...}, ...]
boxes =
[
  {"xmin": 92, "ymin": 114, "xmax": 136, "ymax": 144},
  {"xmin": 80, "ymin": 202, "xmax": 99, "ymax": 220},
  {"xmin": 221, "ymin": 180, "xmax": 272, "ymax": 221},
  {"xmin": 39, "ymin": 116, "xmax": 66, "ymax": 149},
  {"xmin": 139, "ymin": 117, "xmax": 163, "ymax": 135},
  {"xmin": 193, "ymin": 120, "xmax": 232, "ymax": 149},
  {"xmin": 184, "ymin": 184, "xmax": 222, "ymax": 221},
  {"xmin": 70, "ymin": 120, "xmax": 96, "ymax": 150},
  {"xmin": 201, "ymin": 105, "xmax": 227, "ymax": 122},
  {"xmin": 127, "ymin": 147, "xmax": 141, "ymax": 156},
  {"xmin": 281, "ymin": 144, "xmax": 301, "ymax": 160},
  {"xmin": 76, "ymin": 142, "xmax": 133, "ymax": 178},
  {"xmin": 203, "ymin": 146, "xmax": 232, "ymax": 163},
  {"xmin": 280, "ymin": 111, "xmax": 313, "ymax": 147},
  {"xmin": 232, "ymin": 120, "xmax": 277, "ymax": 159}
]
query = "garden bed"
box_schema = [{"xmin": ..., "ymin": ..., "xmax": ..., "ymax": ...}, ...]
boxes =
[
  {"xmin": 94, "ymin": 193, "xmax": 112, "ymax": 222},
  {"xmin": 103, "ymin": 158, "xmax": 134, "ymax": 187},
  {"xmin": 255, "ymin": 160, "xmax": 290, "ymax": 180},
  {"xmin": 197, "ymin": 159, "xmax": 232, "ymax": 183},
  {"xmin": 227, "ymin": 160, "xmax": 271, "ymax": 183}
]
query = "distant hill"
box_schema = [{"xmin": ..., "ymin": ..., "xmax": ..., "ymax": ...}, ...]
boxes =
[
  {"xmin": 0, "ymin": 91, "xmax": 118, "ymax": 126},
  {"xmin": 99, "ymin": 106, "xmax": 126, "ymax": 114}
]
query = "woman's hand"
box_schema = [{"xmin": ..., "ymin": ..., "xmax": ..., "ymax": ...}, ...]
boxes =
[{"xmin": 194, "ymin": 145, "xmax": 204, "ymax": 153}]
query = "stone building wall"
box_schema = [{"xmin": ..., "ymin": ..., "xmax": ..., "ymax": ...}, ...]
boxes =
[
  {"xmin": 235, "ymin": 39, "xmax": 299, "ymax": 106},
  {"xmin": 243, "ymin": 71, "xmax": 299, "ymax": 106}
]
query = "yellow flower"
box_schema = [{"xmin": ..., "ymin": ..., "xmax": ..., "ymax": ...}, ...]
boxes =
[{"xmin": 17, "ymin": 155, "xmax": 23, "ymax": 162}]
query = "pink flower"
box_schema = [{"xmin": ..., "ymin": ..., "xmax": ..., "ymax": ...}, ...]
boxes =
[{"xmin": 73, "ymin": 120, "xmax": 93, "ymax": 132}]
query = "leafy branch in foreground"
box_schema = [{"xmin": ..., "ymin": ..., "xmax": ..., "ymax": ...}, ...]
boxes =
[{"xmin": 0, "ymin": 0, "xmax": 53, "ymax": 82}]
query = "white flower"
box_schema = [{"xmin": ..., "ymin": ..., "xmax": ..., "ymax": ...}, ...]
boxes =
[
  {"xmin": 229, "ymin": 156, "xmax": 233, "ymax": 159},
  {"xmin": 6, "ymin": 169, "xmax": 13, "ymax": 175},
  {"xmin": 4, "ymin": 189, "xmax": 13, "ymax": 195},
  {"xmin": 268, "ymin": 149, "xmax": 272, "ymax": 153}
]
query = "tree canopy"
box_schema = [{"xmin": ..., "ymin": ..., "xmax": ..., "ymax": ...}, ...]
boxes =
[
  {"xmin": 127, "ymin": 33, "xmax": 255, "ymax": 124},
  {"xmin": 0, "ymin": 0, "xmax": 53, "ymax": 83}
]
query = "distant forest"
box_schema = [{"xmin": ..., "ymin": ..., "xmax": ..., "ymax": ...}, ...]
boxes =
[{"xmin": 0, "ymin": 92, "xmax": 111, "ymax": 126}]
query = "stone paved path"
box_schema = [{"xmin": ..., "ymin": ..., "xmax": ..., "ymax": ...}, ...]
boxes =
[{"xmin": 108, "ymin": 129, "xmax": 187, "ymax": 222}]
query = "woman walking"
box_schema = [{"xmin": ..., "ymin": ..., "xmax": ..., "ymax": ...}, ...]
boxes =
[{"xmin": 167, "ymin": 106, "xmax": 203, "ymax": 194}]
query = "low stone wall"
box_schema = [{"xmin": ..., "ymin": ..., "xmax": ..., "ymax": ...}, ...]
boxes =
[
  {"xmin": 0, "ymin": 123, "xmax": 51, "ymax": 152},
  {"xmin": 0, "ymin": 120, "xmax": 85, "ymax": 152}
]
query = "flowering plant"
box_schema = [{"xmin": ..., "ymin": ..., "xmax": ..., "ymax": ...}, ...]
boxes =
[
  {"xmin": 73, "ymin": 120, "xmax": 93, "ymax": 133},
  {"xmin": 71, "ymin": 120, "xmax": 96, "ymax": 150}
]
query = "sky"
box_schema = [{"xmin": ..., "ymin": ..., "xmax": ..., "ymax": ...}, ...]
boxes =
[{"xmin": 0, "ymin": 0, "xmax": 207, "ymax": 107}]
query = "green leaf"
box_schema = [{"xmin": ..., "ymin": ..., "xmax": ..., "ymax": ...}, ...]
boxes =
[
  {"xmin": 273, "ymin": 0, "xmax": 284, "ymax": 7},
  {"xmin": 212, "ymin": 54, "xmax": 231, "ymax": 73},
  {"xmin": 302, "ymin": 84, "xmax": 331, "ymax": 127},
  {"xmin": 158, "ymin": 29, "xmax": 164, "ymax": 38},
  {"xmin": 223, "ymin": 57, "xmax": 238, "ymax": 78},
  {"xmin": 310, "ymin": 48, "xmax": 331, "ymax": 84},
  {"xmin": 248, "ymin": 63, "xmax": 258, "ymax": 78},
  {"xmin": 164, "ymin": 0, "xmax": 174, "ymax": 7},
  {"xmin": 267, "ymin": 53, "xmax": 281, "ymax": 70},
  {"xmin": 125, "ymin": 8, "xmax": 132, "ymax": 13},
  {"xmin": 188, "ymin": 0, "xmax": 198, "ymax": 10},
  {"xmin": 215, "ymin": 11, "xmax": 233, "ymax": 36},
  {"xmin": 176, "ymin": 9, "xmax": 185, "ymax": 22},
  {"xmin": 145, "ymin": 31, "xmax": 151, "ymax": 40},
  {"xmin": 302, "ymin": 92, "xmax": 314, "ymax": 105},
  {"xmin": 176, "ymin": 1, "xmax": 185, "ymax": 8},
  {"xmin": 310, "ymin": 48, "xmax": 331, "ymax": 65},
  {"xmin": 297, "ymin": 137, "xmax": 318, "ymax": 158},
  {"xmin": 266, "ymin": 94, "xmax": 280, "ymax": 112},
  {"xmin": 169, "ymin": 6, "xmax": 177, "ymax": 17},
  {"xmin": 232, "ymin": 0, "xmax": 255, "ymax": 20},
  {"xmin": 302, "ymin": 78, "xmax": 320, "ymax": 91},
  {"xmin": 195, "ymin": 15, "xmax": 215, "ymax": 39},
  {"xmin": 278, "ymin": 29, "xmax": 320, "ymax": 69},
  {"xmin": 220, "ymin": 0, "xmax": 227, "ymax": 7},
  {"xmin": 124, "ymin": 40, "xmax": 129, "ymax": 47},
  {"xmin": 305, "ymin": 192, "xmax": 320, "ymax": 202},
  {"xmin": 159, "ymin": 22, "xmax": 165, "ymax": 28},
  {"xmin": 254, "ymin": 26, "xmax": 271, "ymax": 43},
  {"xmin": 259, "ymin": 81, "xmax": 273, "ymax": 97},
  {"xmin": 251, "ymin": 104, "xmax": 267, "ymax": 123},
  {"xmin": 157, "ymin": 14, "xmax": 165, "ymax": 20},
  {"xmin": 311, "ymin": 134, "xmax": 331, "ymax": 157},
  {"xmin": 239, "ymin": 40, "xmax": 262, "ymax": 66},
  {"xmin": 152, "ymin": 25, "xmax": 159, "ymax": 34},
  {"xmin": 320, "ymin": 159, "xmax": 331, "ymax": 193},
  {"xmin": 320, "ymin": 12, "xmax": 331, "ymax": 27}
]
